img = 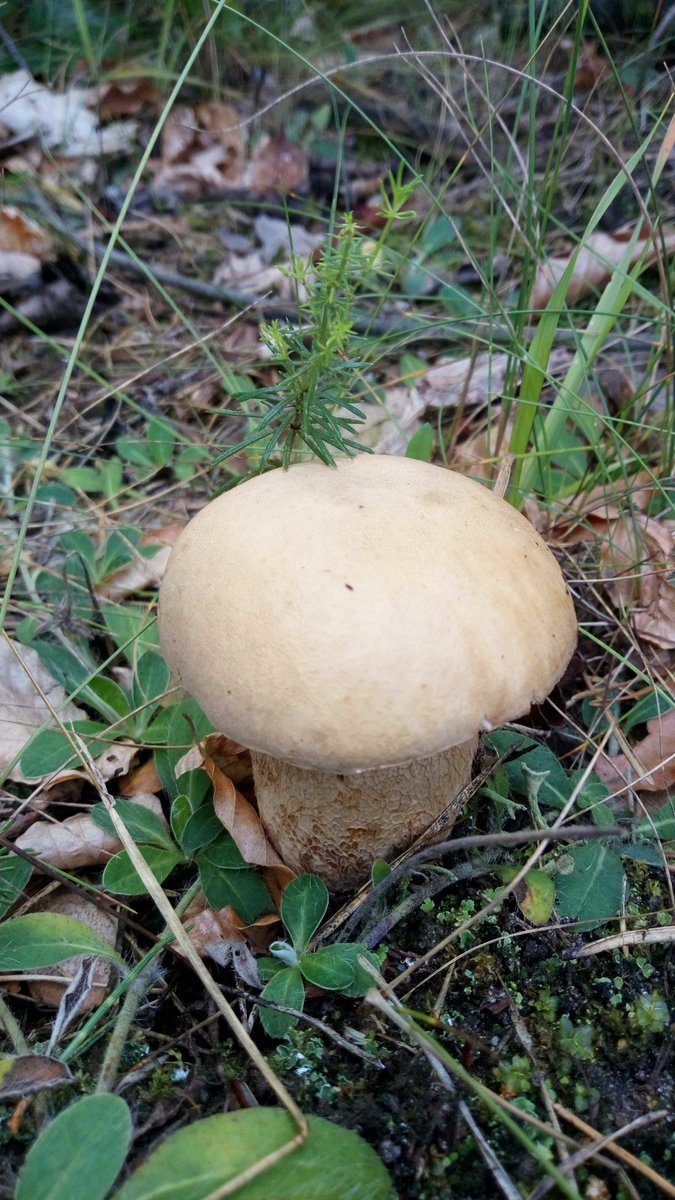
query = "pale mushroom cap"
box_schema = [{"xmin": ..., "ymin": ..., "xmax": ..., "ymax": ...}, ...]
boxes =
[{"xmin": 159, "ymin": 455, "xmax": 577, "ymax": 772}]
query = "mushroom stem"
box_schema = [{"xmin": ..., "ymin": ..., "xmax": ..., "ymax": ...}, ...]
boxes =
[{"xmin": 251, "ymin": 738, "xmax": 479, "ymax": 891}]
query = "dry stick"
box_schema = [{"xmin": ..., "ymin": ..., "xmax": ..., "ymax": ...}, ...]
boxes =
[
  {"xmin": 568, "ymin": 925, "xmax": 675, "ymax": 959},
  {"xmin": 72, "ymin": 737, "xmax": 308, "ymax": 1193},
  {"xmin": 458, "ymin": 1101, "xmax": 523, "ymax": 1200},
  {"xmin": 327, "ymin": 821, "xmax": 625, "ymax": 947},
  {"xmin": 554, "ymin": 1104, "xmax": 675, "ymax": 1200},
  {"xmin": 530, "ymin": 1110, "xmax": 671, "ymax": 1200}
]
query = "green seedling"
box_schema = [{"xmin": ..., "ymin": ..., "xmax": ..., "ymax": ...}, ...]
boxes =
[
  {"xmin": 218, "ymin": 170, "xmax": 417, "ymax": 471},
  {"xmin": 258, "ymin": 875, "xmax": 382, "ymax": 1038},
  {"xmin": 90, "ymin": 783, "xmax": 273, "ymax": 926}
]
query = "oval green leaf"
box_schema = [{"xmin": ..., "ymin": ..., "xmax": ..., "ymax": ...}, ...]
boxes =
[
  {"xmin": 259, "ymin": 965, "xmax": 305, "ymax": 1038},
  {"xmin": 556, "ymin": 843, "xmax": 625, "ymax": 924},
  {"xmin": 17, "ymin": 1093, "xmax": 131, "ymax": 1200},
  {"xmin": 103, "ymin": 846, "xmax": 183, "ymax": 896},
  {"xmin": 300, "ymin": 946, "xmax": 355, "ymax": 991},
  {"xmin": 91, "ymin": 799, "xmax": 175, "ymax": 851},
  {"xmin": 281, "ymin": 875, "xmax": 329, "ymax": 954},
  {"xmin": 0, "ymin": 913, "xmax": 124, "ymax": 971},
  {"xmin": 501, "ymin": 867, "xmax": 556, "ymax": 926},
  {"xmin": 112, "ymin": 1109, "xmax": 394, "ymax": 1200}
]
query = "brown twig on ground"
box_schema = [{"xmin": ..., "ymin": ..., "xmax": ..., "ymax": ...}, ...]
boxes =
[{"xmin": 553, "ymin": 1104, "xmax": 675, "ymax": 1200}]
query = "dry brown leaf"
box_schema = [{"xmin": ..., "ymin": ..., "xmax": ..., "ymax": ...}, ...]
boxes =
[
  {"xmin": 414, "ymin": 348, "xmax": 572, "ymax": 411},
  {"xmin": 97, "ymin": 73, "xmax": 158, "ymax": 119},
  {"xmin": 0, "ymin": 69, "xmax": 137, "ymax": 158},
  {"xmin": 13, "ymin": 793, "xmax": 164, "ymax": 871},
  {"xmin": 153, "ymin": 106, "xmax": 307, "ymax": 200},
  {"xmin": 0, "ymin": 207, "xmax": 52, "ymax": 256},
  {"xmin": 574, "ymin": 41, "xmax": 610, "ymax": 90},
  {"xmin": 348, "ymin": 386, "xmax": 425, "ymax": 455},
  {"xmin": 179, "ymin": 893, "xmax": 276, "ymax": 969},
  {"xmin": 600, "ymin": 514, "xmax": 675, "ymax": 649},
  {"xmin": 119, "ymin": 756, "xmax": 163, "ymax": 797},
  {"xmin": 245, "ymin": 135, "xmax": 309, "ymax": 194},
  {"xmin": 154, "ymin": 102, "xmax": 245, "ymax": 198},
  {"xmin": 0, "ymin": 1055, "xmax": 73, "ymax": 1100},
  {"xmin": 205, "ymin": 748, "xmax": 283, "ymax": 868},
  {"xmin": 537, "ymin": 475, "xmax": 655, "ymax": 547},
  {"xmin": 0, "ymin": 206, "xmax": 53, "ymax": 280},
  {"xmin": 0, "ymin": 639, "xmax": 86, "ymax": 783},
  {"xmin": 28, "ymin": 891, "xmax": 118, "ymax": 1010},
  {"xmin": 596, "ymin": 711, "xmax": 675, "ymax": 793},
  {"xmin": 212, "ymin": 250, "xmax": 299, "ymax": 300},
  {"xmin": 96, "ymin": 524, "xmax": 184, "ymax": 598},
  {"xmin": 531, "ymin": 226, "xmax": 675, "ymax": 309}
]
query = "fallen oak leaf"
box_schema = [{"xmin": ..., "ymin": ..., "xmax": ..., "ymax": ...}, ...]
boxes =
[
  {"xmin": 13, "ymin": 793, "xmax": 164, "ymax": 871},
  {"xmin": 531, "ymin": 226, "xmax": 675, "ymax": 309},
  {"xmin": 205, "ymin": 749, "xmax": 284, "ymax": 868},
  {"xmin": 596, "ymin": 710, "xmax": 675, "ymax": 793},
  {"xmin": 0, "ymin": 638, "xmax": 86, "ymax": 783},
  {"xmin": 600, "ymin": 513, "xmax": 675, "ymax": 650},
  {"xmin": 0, "ymin": 1055, "xmax": 73, "ymax": 1100},
  {"xmin": 26, "ymin": 891, "xmax": 118, "ymax": 1011}
]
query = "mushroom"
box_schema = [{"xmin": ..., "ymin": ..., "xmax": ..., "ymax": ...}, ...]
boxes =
[{"xmin": 159, "ymin": 455, "xmax": 577, "ymax": 889}]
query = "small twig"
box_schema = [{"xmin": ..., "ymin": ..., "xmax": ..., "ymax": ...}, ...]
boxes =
[
  {"xmin": 459, "ymin": 1100, "xmax": 523, "ymax": 1200},
  {"xmin": 530, "ymin": 1110, "xmax": 671, "ymax": 1200},
  {"xmin": 554, "ymin": 1104, "xmax": 675, "ymax": 1199},
  {"xmin": 565, "ymin": 925, "xmax": 675, "ymax": 959},
  {"xmin": 321, "ymin": 822, "xmax": 626, "ymax": 946},
  {"xmin": 235, "ymin": 989, "xmax": 383, "ymax": 1065}
]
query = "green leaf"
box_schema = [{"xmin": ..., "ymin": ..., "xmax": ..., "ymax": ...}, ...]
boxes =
[
  {"xmin": 555, "ymin": 844, "xmax": 625, "ymax": 924},
  {"xmin": 623, "ymin": 689, "xmax": 674, "ymax": 732},
  {"xmin": 91, "ymin": 799, "xmax": 175, "ymax": 851},
  {"xmin": 176, "ymin": 768, "xmax": 212, "ymax": 811},
  {"xmin": 371, "ymin": 859, "xmax": 391, "ymax": 887},
  {"xmin": 281, "ymin": 875, "xmax": 329, "ymax": 955},
  {"xmin": 300, "ymin": 946, "xmax": 355, "ymax": 991},
  {"xmin": 87, "ymin": 676, "xmax": 132, "ymax": 720},
  {"xmin": 60, "ymin": 530, "xmax": 97, "ymax": 572},
  {"xmin": 570, "ymin": 771, "xmax": 615, "ymax": 828},
  {"xmin": 103, "ymin": 846, "xmax": 184, "ymax": 895},
  {"xmin": 487, "ymin": 733, "xmax": 570, "ymax": 809},
  {"xmin": 0, "ymin": 914, "xmax": 124, "ymax": 971},
  {"xmin": 181, "ymin": 805, "xmax": 224, "ymax": 854},
  {"xmin": 147, "ymin": 417, "xmax": 177, "ymax": 468},
  {"xmin": 17, "ymin": 1094, "xmax": 132, "ymax": 1200},
  {"xmin": 170, "ymin": 794, "xmax": 192, "ymax": 847},
  {"xmin": 116, "ymin": 434, "xmax": 155, "ymax": 469},
  {"xmin": 19, "ymin": 721, "xmax": 112, "ymax": 779},
  {"xmin": 197, "ymin": 857, "xmax": 272, "ymax": 923},
  {"xmin": 0, "ymin": 854, "xmax": 33, "ymax": 919},
  {"xmin": 621, "ymin": 844, "xmax": 664, "ymax": 866},
  {"xmin": 323, "ymin": 943, "xmax": 381, "ymax": 997},
  {"xmin": 405, "ymin": 423, "xmax": 434, "ymax": 462},
  {"xmin": 132, "ymin": 652, "xmax": 171, "ymax": 712},
  {"xmin": 501, "ymin": 867, "xmax": 556, "ymax": 926},
  {"xmin": 112, "ymin": 1109, "xmax": 394, "ymax": 1200},
  {"xmin": 637, "ymin": 798, "xmax": 675, "ymax": 842},
  {"xmin": 101, "ymin": 603, "xmax": 160, "ymax": 656},
  {"xmin": 60, "ymin": 466, "xmax": 108, "ymax": 494},
  {"xmin": 259, "ymin": 967, "xmax": 305, "ymax": 1038},
  {"xmin": 154, "ymin": 701, "xmax": 213, "ymax": 799}
]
